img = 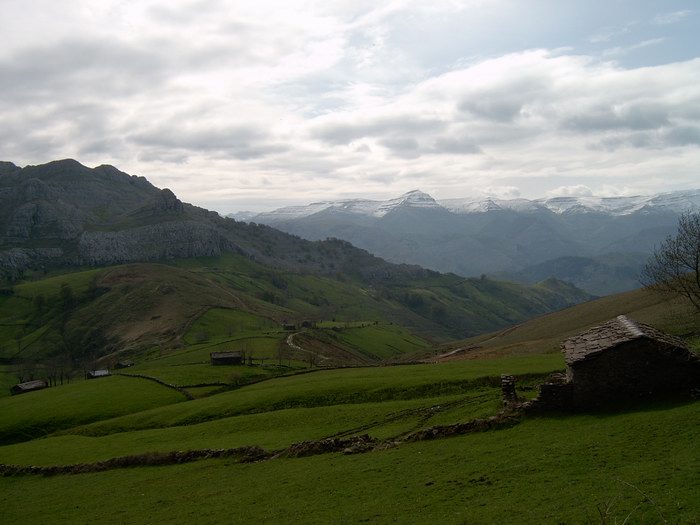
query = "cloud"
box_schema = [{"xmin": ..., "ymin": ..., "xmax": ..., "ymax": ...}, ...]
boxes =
[
  {"xmin": 588, "ymin": 22, "xmax": 634, "ymax": 44},
  {"xmin": 312, "ymin": 116, "xmax": 445, "ymax": 145},
  {"xmin": 562, "ymin": 102, "xmax": 670, "ymax": 132},
  {"xmin": 602, "ymin": 38, "xmax": 665, "ymax": 57},
  {"xmin": 546, "ymin": 185, "xmax": 594, "ymax": 198},
  {"xmin": 2, "ymin": 1, "xmax": 700, "ymax": 212},
  {"xmin": 129, "ymin": 123, "xmax": 288, "ymax": 160},
  {"xmin": 651, "ymin": 10, "xmax": 692, "ymax": 25}
]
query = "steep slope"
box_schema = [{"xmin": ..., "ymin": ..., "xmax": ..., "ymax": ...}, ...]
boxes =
[{"xmin": 0, "ymin": 159, "xmax": 594, "ymax": 353}]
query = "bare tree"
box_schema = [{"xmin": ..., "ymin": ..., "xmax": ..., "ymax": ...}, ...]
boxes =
[{"xmin": 641, "ymin": 212, "xmax": 700, "ymax": 313}]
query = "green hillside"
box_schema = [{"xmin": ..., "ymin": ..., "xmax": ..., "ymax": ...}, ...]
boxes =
[
  {"xmin": 0, "ymin": 253, "xmax": 592, "ymax": 379},
  {"xmin": 0, "ymin": 347, "xmax": 697, "ymax": 523},
  {"xmin": 431, "ymin": 286, "xmax": 700, "ymax": 361}
]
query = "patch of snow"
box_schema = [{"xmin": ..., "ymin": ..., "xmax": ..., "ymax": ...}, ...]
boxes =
[{"xmin": 256, "ymin": 188, "xmax": 700, "ymax": 222}]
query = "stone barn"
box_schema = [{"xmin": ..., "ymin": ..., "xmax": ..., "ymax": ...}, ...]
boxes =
[
  {"xmin": 10, "ymin": 379, "xmax": 48, "ymax": 396},
  {"xmin": 561, "ymin": 315, "xmax": 700, "ymax": 407},
  {"xmin": 210, "ymin": 351, "xmax": 243, "ymax": 366},
  {"xmin": 86, "ymin": 369, "xmax": 111, "ymax": 379}
]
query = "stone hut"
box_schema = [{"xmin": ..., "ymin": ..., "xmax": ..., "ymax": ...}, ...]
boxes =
[
  {"xmin": 561, "ymin": 315, "xmax": 700, "ymax": 407},
  {"xmin": 86, "ymin": 369, "xmax": 111, "ymax": 379},
  {"xmin": 210, "ymin": 351, "xmax": 243, "ymax": 366},
  {"xmin": 10, "ymin": 379, "xmax": 48, "ymax": 396}
]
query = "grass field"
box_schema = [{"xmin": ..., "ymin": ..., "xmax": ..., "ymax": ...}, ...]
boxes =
[
  {"xmin": 0, "ymin": 375, "xmax": 187, "ymax": 445},
  {"xmin": 440, "ymin": 287, "xmax": 699, "ymax": 359},
  {"xmin": 0, "ymin": 399, "xmax": 697, "ymax": 524},
  {"xmin": 1, "ymin": 262, "xmax": 698, "ymax": 523}
]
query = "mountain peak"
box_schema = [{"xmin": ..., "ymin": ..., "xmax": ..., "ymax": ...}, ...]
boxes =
[{"xmin": 377, "ymin": 190, "xmax": 441, "ymax": 215}]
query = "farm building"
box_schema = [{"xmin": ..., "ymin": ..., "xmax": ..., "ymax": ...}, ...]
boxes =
[
  {"xmin": 10, "ymin": 379, "xmax": 48, "ymax": 396},
  {"xmin": 210, "ymin": 351, "xmax": 244, "ymax": 366},
  {"xmin": 559, "ymin": 315, "xmax": 700, "ymax": 407},
  {"xmin": 86, "ymin": 369, "xmax": 111, "ymax": 379}
]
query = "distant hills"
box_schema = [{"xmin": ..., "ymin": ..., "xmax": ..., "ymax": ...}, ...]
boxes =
[
  {"xmin": 245, "ymin": 189, "xmax": 700, "ymax": 295},
  {"xmin": 0, "ymin": 160, "xmax": 593, "ymax": 349}
]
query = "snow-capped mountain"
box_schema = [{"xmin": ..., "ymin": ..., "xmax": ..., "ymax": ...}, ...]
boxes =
[
  {"xmin": 242, "ymin": 187, "xmax": 700, "ymax": 297},
  {"xmin": 253, "ymin": 190, "xmax": 442, "ymax": 222},
  {"xmin": 248, "ymin": 189, "xmax": 700, "ymax": 223},
  {"xmin": 442, "ymin": 190, "xmax": 700, "ymax": 216}
]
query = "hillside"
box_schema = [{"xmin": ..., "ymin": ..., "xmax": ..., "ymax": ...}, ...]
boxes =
[
  {"xmin": 0, "ymin": 252, "xmax": 593, "ymax": 373},
  {"xmin": 250, "ymin": 188, "xmax": 700, "ymax": 295},
  {"xmin": 0, "ymin": 160, "xmax": 593, "ymax": 350},
  {"xmin": 428, "ymin": 286, "xmax": 699, "ymax": 362},
  {"xmin": 0, "ymin": 254, "xmax": 698, "ymax": 522}
]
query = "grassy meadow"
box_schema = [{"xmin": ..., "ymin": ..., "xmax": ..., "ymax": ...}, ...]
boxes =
[{"xmin": 0, "ymin": 261, "xmax": 698, "ymax": 523}]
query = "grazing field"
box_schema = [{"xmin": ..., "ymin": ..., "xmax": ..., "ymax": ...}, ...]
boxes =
[
  {"xmin": 1, "ymin": 268, "xmax": 698, "ymax": 523},
  {"xmin": 0, "ymin": 399, "xmax": 697, "ymax": 524},
  {"xmin": 440, "ymin": 287, "xmax": 698, "ymax": 359},
  {"xmin": 0, "ymin": 375, "xmax": 187, "ymax": 445},
  {"xmin": 61, "ymin": 354, "xmax": 563, "ymax": 437}
]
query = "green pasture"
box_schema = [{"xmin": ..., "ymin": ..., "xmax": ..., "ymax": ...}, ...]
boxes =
[
  {"xmin": 327, "ymin": 323, "xmax": 430, "ymax": 360},
  {"xmin": 0, "ymin": 375, "xmax": 187, "ymax": 445},
  {"xmin": 183, "ymin": 308, "xmax": 279, "ymax": 344},
  {"xmin": 0, "ymin": 269, "xmax": 101, "ymax": 359},
  {"xmin": 0, "ymin": 391, "xmax": 498, "ymax": 467},
  {"xmin": 66, "ymin": 354, "xmax": 563, "ymax": 437},
  {"xmin": 1, "ymin": 399, "xmax": 697, "ymax": 524},
  {"xmin": 138, "ymin": 336, "xmax": 284, "ymax": 367},
  {"xmin": 0, "ymin": 365, "xmax": 17, "ymax": 398},
  {"xmin": 120, "ymin": 363, "xmax": 272, "ymax": 387}
]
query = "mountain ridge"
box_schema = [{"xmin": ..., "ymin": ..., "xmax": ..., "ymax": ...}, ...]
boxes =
[
  {"xmin": 0, "ymin": 159, "xmax": 593, "ymax": 344},
  {"xmin": 246, "ymin": 188, "xmax": 700, "ymax": 222},
  {"xmin": 244, "ymin": 188, "xmax": 700, "ymax": 296}
]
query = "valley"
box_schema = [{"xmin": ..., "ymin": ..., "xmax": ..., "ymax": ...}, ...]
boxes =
[
  {"xmin": 249, "ymin": 189, "xmax": 700, "ymax": 296},
  {"xmin": 0, "ymin": 160, "xmax": 698, "ymax": 523}
]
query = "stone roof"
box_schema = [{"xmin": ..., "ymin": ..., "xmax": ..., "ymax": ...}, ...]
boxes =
[
  {"xmin": 561, "ymin": 315, "xmax": 693, "ymax": 366},
  {"xmin": 210, "ymin": 351, "xmax": 242, "ymax": 359},
  {"xmin": 88, "ymin": 369, "xmax": 111, "ymax": 377},
  {"xmin": 13, "ymin": 379, "xmax": 48, "ymax": 391}
]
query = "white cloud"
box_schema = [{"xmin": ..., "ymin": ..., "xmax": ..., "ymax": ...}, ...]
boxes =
[
  {"xmin": 1, "ymin": 1, "xmax": 700, "ymax": 213},
  {"xmin": 651, "ymin": 10, "xmax": 692, "ymax": 25},
  {"xmin": 602, "ymin": 38, "xmax": 665, "ymax": 57},
  {"xmin": 546, "ymin": 185, "xmax": 594, "ymax": 198}
]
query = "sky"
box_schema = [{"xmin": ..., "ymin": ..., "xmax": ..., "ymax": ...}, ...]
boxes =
[{"xmin": 1, "ymin": 0, "xmax": 699, "ymax": 213}]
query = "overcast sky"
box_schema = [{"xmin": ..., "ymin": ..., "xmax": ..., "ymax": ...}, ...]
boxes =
[{"xmin": 1, "ymin": 0, "xmax": 699, "ymax": 212}]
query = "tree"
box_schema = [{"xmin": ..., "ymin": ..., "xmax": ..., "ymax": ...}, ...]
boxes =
[{"xmin": 641, "ymin": 212, "xmax": 700, "ymax": 313}]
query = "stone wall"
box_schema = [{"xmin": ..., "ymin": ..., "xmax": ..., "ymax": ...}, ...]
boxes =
[{"xmin": 570, "ymin": 341, "xmax": 700, "ymax": 407}]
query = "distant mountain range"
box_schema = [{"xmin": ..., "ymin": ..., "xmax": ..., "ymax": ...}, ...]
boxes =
[
  {"xmin": 239, "ymin": 189, "xmax": 700, "ymax": 295},
  {"xmin": 0, "ymin": 159, "xmax": 592, "ymax": 341}
]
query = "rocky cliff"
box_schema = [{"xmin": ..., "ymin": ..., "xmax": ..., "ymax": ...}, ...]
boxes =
[{"xmin": 0, "ymin": 160, "xmax": 242, "ymax": 279}]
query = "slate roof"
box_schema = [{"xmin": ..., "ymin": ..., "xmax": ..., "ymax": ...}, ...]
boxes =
[
  {"xmin": 210, "ymin": 351, "xmax": 242, "ymax": 359},
  {"xmin": 12, "ymin": 379, "xmax": 48, "ymax": 392},
  {"xmin": 561, "ymin": 315, "xmax": 694, "ymax": 366},
  {"xmin": 87, "ymin": 369, "xmax": 111, "ymax": 378}
]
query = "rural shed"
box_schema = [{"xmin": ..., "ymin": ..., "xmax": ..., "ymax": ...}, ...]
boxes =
[
  {"xmin": 10, "ymin": 379, "xmax": 48, "ymax": 396},
  {"xmin": 210, "ymin": 351, "xmax": 243, "ymax": 365},
  {"xmin": 86, "ymin": 369, "xmax": 111, "ymax": 379},
  {"xmin": 561, "ymin": 315, "xmax": 700, "ymax": 407}
]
